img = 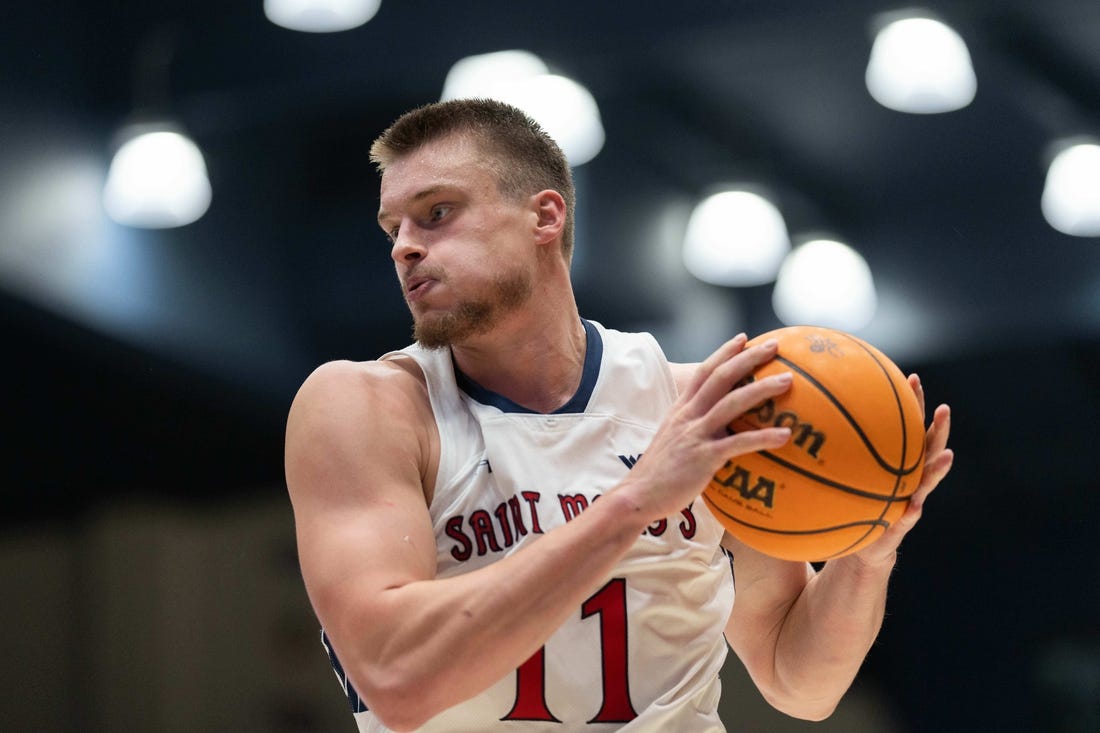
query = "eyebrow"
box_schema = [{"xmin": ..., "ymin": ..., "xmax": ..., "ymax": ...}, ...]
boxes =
[{"xmin": 377, "ymin": 184, "xmax": 449, "ymax": 225}]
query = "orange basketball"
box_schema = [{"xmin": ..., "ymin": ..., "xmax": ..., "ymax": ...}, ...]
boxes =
[{"xmin": 702, "ymin": 326, "xmax": 925, "ymax": 562}]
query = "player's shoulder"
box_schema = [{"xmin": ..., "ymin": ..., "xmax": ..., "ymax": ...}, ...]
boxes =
[
  {"xmin": 299, "ymin": 355, "xmax": 425, "ymax": 398},
  {"xmin": 289, "ymin": 356, "xmax": 431, "ymax": 430}
]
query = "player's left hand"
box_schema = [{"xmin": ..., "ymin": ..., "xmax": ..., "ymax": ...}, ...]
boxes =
[{"xmin": 851, "ymin": 373, "xmax": 953, "ymax": 568}]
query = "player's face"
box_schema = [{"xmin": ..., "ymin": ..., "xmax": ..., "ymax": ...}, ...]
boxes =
[{"xmin": 378, "ymin": 134, "xmax": 536, "ymax": 348}]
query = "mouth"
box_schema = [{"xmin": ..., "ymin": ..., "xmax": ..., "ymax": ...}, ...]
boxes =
[{"xmin": 404, "ymin": 274, "xmax": 435, "ymax": 300}]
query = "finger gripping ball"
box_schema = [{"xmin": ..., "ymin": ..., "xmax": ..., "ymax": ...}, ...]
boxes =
[{"xmin": 703, "ymin": 326, "xmax": 925, "ymax": 562}]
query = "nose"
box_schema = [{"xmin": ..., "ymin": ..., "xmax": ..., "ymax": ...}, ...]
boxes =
[{"xmin": 390, "ymin": 225, "xmax": 426, "ymax": 265}]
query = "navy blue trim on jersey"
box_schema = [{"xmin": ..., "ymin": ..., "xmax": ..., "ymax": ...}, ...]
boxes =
[
  {"xmin": 322, "ymin": 629, "xmax": 368, "ymax": 713},
  {"xmin": 454, "ymin": 318, "xmax": 603, "ymax": 414}
]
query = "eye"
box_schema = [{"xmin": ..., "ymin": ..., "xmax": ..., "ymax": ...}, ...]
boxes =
[
  {"xmin": 429, "ymin": 204, "xmax": 451, "ymax": 223},
  {"xmin": 386, "ymin": 226, "xmax": 400, "ymax": 243}
]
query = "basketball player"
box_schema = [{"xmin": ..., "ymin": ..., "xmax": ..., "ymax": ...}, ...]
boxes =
[{"xmin": 284, "ymin": 99, "xmax": 954, "ymax": 732}]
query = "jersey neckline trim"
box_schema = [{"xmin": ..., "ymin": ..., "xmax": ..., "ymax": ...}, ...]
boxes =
[{"xmin": 453, "ymin": 319, "xmax": 603, "ymax": 414}]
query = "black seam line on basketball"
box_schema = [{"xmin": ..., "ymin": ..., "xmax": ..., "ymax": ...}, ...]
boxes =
[
  {"xmin": 838, "ymin": 336, "xmax": 925, "ymax": 475},
  {"xmin": 824, "ymin": 334, "xmax": 921, "ymax": 557},
  {"xmin": 702, "ymin": 494, "xmax": 889, "ymax": 535},
  {"xmin": 773, "ymin": 354, "xmax": 922, "ymax": 476},
  {"xmin": 838, "ymin": 338, "xmax": 901, "ymax": 554},
  {"xmin": 753, "ymin": 450, "xmax": 915, "ymax": 502},
  {"xmin": 702, "ymin": 493, "xmax": 888, "ymax": 563},
  {"xmin": 818, "ymin": 534, "xmax": 884, "ymax": 561}
]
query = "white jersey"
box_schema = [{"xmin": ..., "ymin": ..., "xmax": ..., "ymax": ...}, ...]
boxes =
[{"xmin": 324, "ymin": 320, "xmax": 735, "ymax": 732}]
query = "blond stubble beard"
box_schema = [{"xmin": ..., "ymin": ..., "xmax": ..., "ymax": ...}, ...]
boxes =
[{"xmin": 411, "ymin": 268, "xmax": 533, "ymax": 349}]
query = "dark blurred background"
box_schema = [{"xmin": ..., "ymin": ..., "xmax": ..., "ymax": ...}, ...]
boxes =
[{"xmin": 3, "ymin": 1, "xmax": 1099, "ymax": 731}]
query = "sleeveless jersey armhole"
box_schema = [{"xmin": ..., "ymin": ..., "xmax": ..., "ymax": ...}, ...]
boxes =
[{"xmin": 379, "ymin": 346, "xmax": 476, "ymax": 511}]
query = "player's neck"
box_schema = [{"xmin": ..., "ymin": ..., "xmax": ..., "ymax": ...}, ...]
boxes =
[{"xmin": 450, "ymin": 304, "xmax": 586, "ymax": 414}]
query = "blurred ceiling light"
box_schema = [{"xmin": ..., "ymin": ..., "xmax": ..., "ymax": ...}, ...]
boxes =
[
  {"xmin": 441, "ymin": 50, "xmax": 605, "ymax": 166},
  {"xmin": 264, "ymin": 0, "xmax": 381, "ymax": 32},
  {"xmin": 772, "ymin": 239, "xmax": 877, "ymax": 331},
  {"xmin": 1041, "ymin": 141, "xmax": 1100, "ymax": 237},
  {"xmin": 865, "ymin": 15, "xmax": 977, "ymax": 114},
  {"xmin": 682, "ymin": 190, "xmax": 791, "ymax": 287},
  {"xmin": 499, "ymin": 75, "xmax": 605, "ymax": 167},
  {"xmin": 103, "ymin": 125, "xmax": 212, "ymax": 229},
  {"xmin": 442, "ymin": 50, "xmax": 550, "ymax": 99}
]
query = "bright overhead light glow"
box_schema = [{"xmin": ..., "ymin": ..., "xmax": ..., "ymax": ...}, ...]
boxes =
[
  {"xmin": 682, "ymin": 190, "xmax": 791, "ymax": 287},
  {"xmin": 264, "ymin": 0, "xmax": 381, "ymax": 32},
  {"xmin": 865, "ymin": 16, "xmax": 977, "ymax": 114},
  {"xmin": 441, "ymin": 51, "xmax": 605, "ymax": 166},
  {"xmin": 441, "ymin": 50, "xmax": 550, "ymax": 100},
  {"xmin": 772, "ymin": 239, "xmax": 877, "ymax": 331},
  {"xmin": 495, "ymin": 74, "xmax": 605, "ymax": 167},
  {"xmin": 1041, "ymin": 142, "xmax": 1100, "ymax": 237},
  {"xmin": 103, "ymin": 128, "xmax": 212, "ymax": 229}
]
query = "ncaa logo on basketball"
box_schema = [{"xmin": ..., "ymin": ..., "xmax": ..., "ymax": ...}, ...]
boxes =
[{"xmin": 711, "ymin": 461, "xmax": 777, "ymax": 512}]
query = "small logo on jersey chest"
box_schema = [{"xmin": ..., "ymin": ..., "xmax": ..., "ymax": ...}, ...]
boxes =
[{"xmin": 617, "ymin": 453, "xmax": 643, "ymax": 469}]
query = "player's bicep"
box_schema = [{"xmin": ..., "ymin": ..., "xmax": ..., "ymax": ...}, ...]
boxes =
[{"xmin": 285, "ymin": 361, "xmax": 437, "ymax": 635}]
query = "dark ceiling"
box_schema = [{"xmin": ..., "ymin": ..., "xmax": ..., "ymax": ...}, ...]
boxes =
[{"xmin": 3, "ymin": 2, "xmax": 1100, "ymax": 728}]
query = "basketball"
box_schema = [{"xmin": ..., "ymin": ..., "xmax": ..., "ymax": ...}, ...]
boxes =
[{"xmin": 702, "ymin": 326, "xmax": 925, "ymax": 562}]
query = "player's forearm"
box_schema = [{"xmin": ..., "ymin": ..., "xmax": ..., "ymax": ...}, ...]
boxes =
[
  {"xmin": 767, "ymin": 552, "xmax": 895, "ymax": 719},
  {"xmin": 338, "ymin": 489, "xmax": 650, "ymax": 730}
]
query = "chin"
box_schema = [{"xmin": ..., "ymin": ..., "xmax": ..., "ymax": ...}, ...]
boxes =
[{"xmin": 414, "ymin": 312, "xmax": 495, "ymax": 349}]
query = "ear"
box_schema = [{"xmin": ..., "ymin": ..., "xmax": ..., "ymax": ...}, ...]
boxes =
[{"xmin": 530, "ymin": 189, "xmax": 566, "ymax": 246}]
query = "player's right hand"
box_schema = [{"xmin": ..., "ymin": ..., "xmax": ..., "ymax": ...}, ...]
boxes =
[{"xmin": 617, "ymin": 334, "xmax": 793, "ymax": 521}]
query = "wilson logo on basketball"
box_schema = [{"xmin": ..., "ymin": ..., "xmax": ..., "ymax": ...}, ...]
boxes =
[{"xmin": 738, "ymin": 379, "xmax": 827, "ymax": 459}]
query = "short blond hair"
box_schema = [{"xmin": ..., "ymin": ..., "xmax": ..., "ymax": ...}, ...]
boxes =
[{"xmin": 370, "ymin": 98, "xmax": 576, "ymax": 261}]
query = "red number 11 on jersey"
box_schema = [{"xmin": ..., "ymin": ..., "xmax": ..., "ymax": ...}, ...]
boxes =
[{"xmin": 502, "ymin": 578, "xmax": 639, "ymax": 724}]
